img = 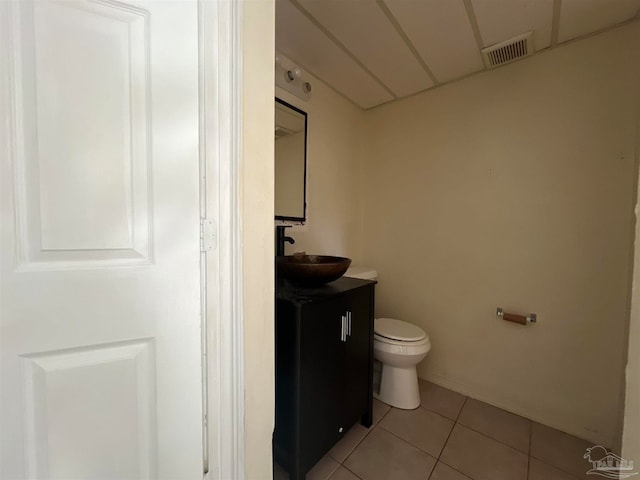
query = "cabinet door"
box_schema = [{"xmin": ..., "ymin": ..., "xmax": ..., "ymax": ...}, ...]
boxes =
[
  {"xmin": 299, "ymin": 297, "xmax": 346, "ymax": 472},
  {"xmin": 341, "ymin": 286, "xmax": 374, "ymax": 429}
]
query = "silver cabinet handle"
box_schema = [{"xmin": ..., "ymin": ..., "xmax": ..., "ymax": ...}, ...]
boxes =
[
  {"xmin": 340, "ymin": 315, "xmax": 346, "ymax": 342},
  {"xmin": 347, "ymin": 311, "xmax": 352, "ymax": 336}
]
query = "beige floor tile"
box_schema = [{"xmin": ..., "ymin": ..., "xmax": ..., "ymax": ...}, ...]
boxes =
[
  {"xmin": 307, "ymin": 455, "xmax": 341, "ymax": 480},
  {"xmin": 440, "ymin": 424, "xmax": 528, "ymax": 480},
  {"xmin": 372, "ymin": 398, "xmax": 391, "ymax": 425},
  {"xmin": 457, "ymin": 398, "xmax": 530, "ymax": 453},
  {"xmin": 379, "ymin": 406, "xmax": 454, "ymax": 457},
  {"xmin": 329, "ymin": 466, "xmax": 362, "ymax": 480},
  {"xmin": 419, "ymin": 380, "xmax": 467, "ymax": 420},
  {"xmin": 530, "ymin": 423, "xmax": 592, "ymax": 479},
  {"xmin": 345, "ymin": 427, "xmax": 436, "ymax": 480},
  {"xmin": 529, "ymin": 458, "xmax": 580, "ymax": 480},
  {"xmin": 328, "ymin": 423, "xmax": 371, "ymax": 463},
  {"xmin": 429, "ymin": 462, "xmax": 473, "ymax": 480}
]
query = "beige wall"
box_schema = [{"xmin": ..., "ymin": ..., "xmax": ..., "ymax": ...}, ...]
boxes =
[
  {"xmin": 275, "ymin": 131, "xmax": 305, "ymax": 218},
  {"xmin": 622, "ymin": 77, "xmax": 640, "ymax": 460},
  {"xmin": 362, "ymin": 22, "xmax": 640, "ymax": 447},
  {"xmin": 242, "ymin": 1, "xmax": 275, "ymax": 478},
  {"xmin": 276, "ymin": 77, "xmax": 366, "ymax": 263},
  {"xmin": 623, "ymin": 188, "xmax": 640, "ymax": 459}
]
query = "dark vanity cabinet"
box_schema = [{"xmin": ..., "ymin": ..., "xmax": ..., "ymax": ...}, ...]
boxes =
[{"xmin": 274, "ymin": 277, "xmax": 376, "ymax": 480}]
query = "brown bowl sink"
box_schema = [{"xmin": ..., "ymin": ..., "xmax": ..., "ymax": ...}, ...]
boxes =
[{"xmin": 276, "ymin": 254, "xmax": 352, "ymax": 286}]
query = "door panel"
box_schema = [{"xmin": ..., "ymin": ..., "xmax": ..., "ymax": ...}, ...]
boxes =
[
  {"xmin": 0, "ymin": 1, "xmax": 203, "ymax": 478},
  {"xmin": 342, "ymin": 286, "xmax": 373, "ymax": 428},
  {"xmin": 12, "ymin": 0, "xmax": 151, "ymax": 268},
  {"xmin": 299, "ymin": 297, "xmax": 344, "ymax": 471},
  {"xmin": 22, "ymin": 340, "xmax": 155, "ymax": 479}
]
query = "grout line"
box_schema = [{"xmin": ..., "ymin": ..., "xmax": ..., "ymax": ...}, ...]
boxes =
[
  {"xmin": 454, "ymin": 396, "xmax": 469, "ymax": 422},
  {"xmin": 334, "ymin": 420, "xmax": 378, "ymax": 466},
  {"xmin": 435, "ymin": 459, "xmax": 477, "ymax": 480},
  {"xmin": 529, "ymin": 453, "xmax": 583, "ymax": 480},
  {"xmin": 375, "ymin": 402, "xmax": 392, "ymax": 424},
  {"xmin": 377, "ymin": 420, "xmax": 440, "ymax": 461},
  {"xmin": 449, "ymin": 394, "xmax": 533, "ymax": 456},
  {"xmin": 341, "ymin": 464, "xmax": 365, "ymax": 480},
  {"xmin": 528, "ymin": 456, "xmax": 582, "ymax": 480},
  {"xmin": 454, "ymin": 422, "xmax": 531, "ymax": 457},
  {"xmin": 438, "ymin": 398, "xmax": 466, "ymax": 460},
  {"xmin": 418, "ymin": 404, "xmax": 460, "ymax": 423}
]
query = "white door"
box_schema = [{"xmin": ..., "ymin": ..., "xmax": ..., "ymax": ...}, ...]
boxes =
[{"xmin": 0, "ymin": 1, "xmax": 204, "ymax": 478}]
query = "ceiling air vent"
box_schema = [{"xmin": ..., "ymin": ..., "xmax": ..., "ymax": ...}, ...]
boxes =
[{"xmin": 481, "ymin": 32, "xmax": 534, "ymax": 69}]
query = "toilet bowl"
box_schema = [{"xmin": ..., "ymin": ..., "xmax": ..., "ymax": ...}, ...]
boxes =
[
  {"xmin": 345, "ymin": 267, "xmax": 431, "ymax": 410},
  {"xmin": 374, "ymin": 318, "xmax": 431, "ymax": 409}
]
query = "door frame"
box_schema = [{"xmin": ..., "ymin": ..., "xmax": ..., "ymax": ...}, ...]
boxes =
[{"xmin": 201, "ymin": 1, "xmax": 245, "ymax": 478}]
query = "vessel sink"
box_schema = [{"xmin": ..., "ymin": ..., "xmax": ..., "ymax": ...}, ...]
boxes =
[{"xmin": 276, "ymin": 254, "xmax": 352, "ymax": 286}]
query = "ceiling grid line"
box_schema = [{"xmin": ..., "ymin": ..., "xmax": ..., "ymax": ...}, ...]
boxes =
[
  {"xmin": 288, "ymin": 0, "xmax": 398, "ymax": 100},
  {"xmin": 376, "ymin": 0, "xmax": 440, "ymax": 86},
  {"xmin": 276, "ymin": 0, "xmax": 640, "ymax": 109},
  {"xmin": 462, "ymin": 0, "xmax": 485, "ymax": 49},
  {"xmin": 551, "ymin": 0, "xmax": 563, "ymax": 45}
]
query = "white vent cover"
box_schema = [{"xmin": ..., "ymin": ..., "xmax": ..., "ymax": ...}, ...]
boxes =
[{"xmin": 481, "ymin": 32, "xmax": 534, "ymax": 69}]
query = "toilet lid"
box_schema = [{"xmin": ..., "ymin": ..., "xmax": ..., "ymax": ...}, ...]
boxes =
[{"xmin": 375, "ymin": 318, "xmax": 427, "ymax": 342}]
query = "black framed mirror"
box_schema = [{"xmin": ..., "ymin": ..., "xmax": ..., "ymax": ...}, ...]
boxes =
[{"xmin": 275, "ymin": 97, "xmax": 307, "ymax": 222}]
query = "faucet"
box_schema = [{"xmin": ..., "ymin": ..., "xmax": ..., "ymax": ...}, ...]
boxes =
[{"xmin": 276, "ymin": 225, "xmax": 295, "ymax": 256}]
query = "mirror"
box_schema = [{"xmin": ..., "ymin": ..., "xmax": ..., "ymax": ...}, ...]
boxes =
[{"xmin": 275, "ymin": 98, "xmax": 307, "ymax": 222}]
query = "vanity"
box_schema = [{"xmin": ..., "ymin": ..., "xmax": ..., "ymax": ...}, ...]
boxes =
[
  {"xmin": 273, "ymin": 277, "xmax": 375, "ymax": 480},
  {"xmin": 273, "ymin": 98, "xmax": 374, "ymax": 478}
]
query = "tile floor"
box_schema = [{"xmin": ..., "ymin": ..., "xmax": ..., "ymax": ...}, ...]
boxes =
[{"xmin": 274, "ymin": 380, "xmax": 597, "ymax": 480}]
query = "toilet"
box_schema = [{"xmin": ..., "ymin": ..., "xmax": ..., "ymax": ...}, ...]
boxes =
[{"xmin": 345, "ymin": 267, "xmax": 431, "ymax": 410}]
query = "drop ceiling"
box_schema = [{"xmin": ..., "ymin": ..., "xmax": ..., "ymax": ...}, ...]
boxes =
[{"xmin": 275, "ymin": 0, "xmax": 640, "ymax": 109}]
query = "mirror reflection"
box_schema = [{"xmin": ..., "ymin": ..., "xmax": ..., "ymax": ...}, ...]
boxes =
[{"xmin": 275, "ymin": 98, "xmax": 307, "ymax": 222}]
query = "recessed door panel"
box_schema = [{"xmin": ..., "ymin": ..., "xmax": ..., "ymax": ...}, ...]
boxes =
[
  {"xmin": 11, "ymin": 0, "xmax": 151, "ymax": 269},
  {"xmin": 22, "ymin": 340, "xmax": 155, "ymax": 479},
  {"xmin": 1, "ymin": 1, "xmax": 203, "ymax": 478}
]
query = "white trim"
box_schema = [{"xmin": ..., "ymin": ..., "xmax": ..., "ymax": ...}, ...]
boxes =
[{"xmin": 201, "ymin": 1, "xmax": 244, "ymax": 479}]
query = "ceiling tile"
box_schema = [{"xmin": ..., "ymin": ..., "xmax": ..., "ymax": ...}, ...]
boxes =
[
  {"xmin": 383, "ymin": 0, "xmax": 484, "ymax": 83},
  {"xmin": 472, "ymin": 0, "xmax": 554, "ymax": 52},
  {"xmin": 276, "ymin": 0, "xmax": 394, "ymax": 109},
  {"xmin": 558, "ymin": 0, "xmax": 640, "ymax": 42},
  {"xmin": 297, "ymin": 0, "xmax": 434, "ymax": 97}
]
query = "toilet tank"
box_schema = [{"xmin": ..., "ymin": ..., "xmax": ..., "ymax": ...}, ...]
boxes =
[{"xmin": 345, "ymin": 266, "xmax": 378, "ymax": 281}]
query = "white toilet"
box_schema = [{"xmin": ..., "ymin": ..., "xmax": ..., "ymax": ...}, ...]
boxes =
[{"xmin": 345, "ymin": 268, "xmax": 431, "ymax": 410}]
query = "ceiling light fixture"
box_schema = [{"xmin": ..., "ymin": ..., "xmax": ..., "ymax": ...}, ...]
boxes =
[{"xmin": 275, "ymin": 53, "xmax": 312, "ymax": 101}]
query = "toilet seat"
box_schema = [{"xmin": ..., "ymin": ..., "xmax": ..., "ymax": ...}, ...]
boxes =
[
  {"xmin": 375, "ymin": 318, "xmax": 427, "ymax": 342},
  {"xmin": 374, "ymin": 333, "xmax": 430, "ymax": 347}
]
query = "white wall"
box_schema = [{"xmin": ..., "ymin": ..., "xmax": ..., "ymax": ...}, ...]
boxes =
[
  {"xmin": 276, "ymin": 76, "xmax": 366, "ymax": 263},
  {"xmin": 242, "ymin": 1, "xmax": 275, "ymax": 478},
  {"xmin": 362, "ymin": 22, "xmax": 640, "ymax": 447}
]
